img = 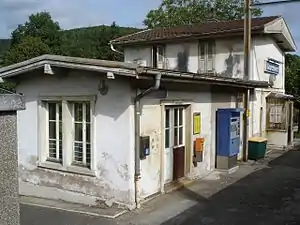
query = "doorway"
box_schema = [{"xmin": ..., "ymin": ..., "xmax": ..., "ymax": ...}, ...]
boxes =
[{"xmin": 164, "ymin": 107, "xmax": 185, "ymax": 184}]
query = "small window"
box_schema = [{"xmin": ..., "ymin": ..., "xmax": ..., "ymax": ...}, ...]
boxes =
[
  {"xmin": 198, "ymin": 42, "xmax": 215, "ymax": 73},
  {"xmin": 47, "ymin": 102, "xmax": 62, "ymax": 162},
  {"xmin": 72, "ymin": 102, "xmax": 92, "ymax": 167},
  {"xmin": 266, "ymin": 98, "xmax": 286, "ymax": 130},
  {"xmin": 152, "ymin": 45, "xmax": 165, "ymax": 68}
]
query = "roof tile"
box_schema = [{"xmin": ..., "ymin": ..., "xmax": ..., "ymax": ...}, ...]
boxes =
[{"xmin": 111, "ymin": 16, "xmax": 280, "ymax": 45}]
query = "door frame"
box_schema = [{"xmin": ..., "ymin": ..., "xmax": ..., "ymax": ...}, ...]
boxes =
[{"xmin": 160, "ymin": 102, "xmax": 192, "ymax": 190}]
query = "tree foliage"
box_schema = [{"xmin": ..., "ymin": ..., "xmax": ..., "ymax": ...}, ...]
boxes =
[
  {"xmin": 144, "ymin": 0, "xmax": 263, "ymax": 28},
  {"xmin": 10, "ymin": 12, "xmax": 61, "ymax": 54},
  {"xmin": 285, "ymin": 54, "xmax": 300, "ymax": 106}
]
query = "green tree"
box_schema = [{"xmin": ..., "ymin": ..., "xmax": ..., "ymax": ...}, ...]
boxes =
[
  {"xmin": 285, "ymin": 54, "xmax": 300, "ymax": 103},
  {"xmin": 144, "ymin": 0, "xmax": 263, "ymax": 28},
  {"xmin": 3, "ymin": 36, "xmax": 51, "ymax": 66},
  {"xmin": 10, "ymin": 11, "xmax": 61, "ymax": 54}
]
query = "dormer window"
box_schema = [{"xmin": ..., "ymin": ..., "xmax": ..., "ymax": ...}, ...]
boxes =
[
  {"xmin": 152, "ymin": 45, "xmax": 165, "ymax": 69},
  {"xmin": 198, "ymin": 42, "xmax": 215, "ymax": 73}
]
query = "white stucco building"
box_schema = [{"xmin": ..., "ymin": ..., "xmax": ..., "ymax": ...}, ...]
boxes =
[{"xmin": 0, "ymin": 16, "xmax": 296, "ymax": 210}]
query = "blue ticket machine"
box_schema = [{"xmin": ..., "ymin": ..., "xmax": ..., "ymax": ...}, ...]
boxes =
[{"xmin": 216, "ymin": 108, "xmax": 242, "ymax": 170}]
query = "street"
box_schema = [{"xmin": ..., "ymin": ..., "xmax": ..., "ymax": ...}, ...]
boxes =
[{"xmin": 21, "ymin": 149, "xmax": 300, "ymax": 225}]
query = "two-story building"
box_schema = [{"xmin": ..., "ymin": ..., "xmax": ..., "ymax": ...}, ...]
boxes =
[{"xmin": 0, "ymin": 16, "xmax": 295, "ymax": 210}]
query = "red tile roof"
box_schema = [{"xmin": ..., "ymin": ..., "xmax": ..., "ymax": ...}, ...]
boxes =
[{"xmin": 111, "ymin": 16, "xmax": 280, "ymax": 45}]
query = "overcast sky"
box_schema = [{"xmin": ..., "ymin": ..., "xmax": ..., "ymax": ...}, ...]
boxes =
[{"xmin": 0, "ymin": 0, "xmax": 299, "ymax": 52}]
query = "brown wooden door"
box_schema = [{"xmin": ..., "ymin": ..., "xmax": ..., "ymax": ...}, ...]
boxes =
[{"xmin": 173, "ymin": 146, "xmax": 185, "ymax": 180}]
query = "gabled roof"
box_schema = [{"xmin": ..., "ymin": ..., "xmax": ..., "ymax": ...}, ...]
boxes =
[
  {"xmin": 111, "ymin": 16, "xmax": 279, "ymax": 45},
  {"xmin": 0, "ymin": 54, "xmax": 269, "ymax": 89},
  {"xmin": 110, "ymin": 16, "xmax": 296, "ymax": 52}
]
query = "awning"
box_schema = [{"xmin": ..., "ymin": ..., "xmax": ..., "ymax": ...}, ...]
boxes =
[{"xmin": 266, "ymin": 92, "xmax": 295, "ymax": 100}]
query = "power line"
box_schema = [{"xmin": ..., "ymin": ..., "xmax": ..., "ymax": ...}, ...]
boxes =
[{"xmin": 252, "ymin": 0, "xmax": 300, "ymax": 6}]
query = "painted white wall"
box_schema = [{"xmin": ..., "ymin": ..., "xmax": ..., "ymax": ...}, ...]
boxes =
[
  {"xmin": 252, "ymin": 36, "xmax": 285, "ymax": 90},
  {"xmin": 139, "ymin": 89, "xmax": 212, "ymax": 198},
  {"xmin": 16, "ymin": 71, "xmax": 135, "ymax": 209}
]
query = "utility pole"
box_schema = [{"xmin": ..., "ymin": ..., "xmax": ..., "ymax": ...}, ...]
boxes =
[
  {"xmin": 242, "ymin": 0, "xmax": 251, "ymax": 162},
  {"xmin": 242, "ymin": 0, "xmax": 300, "ymax": 161}
]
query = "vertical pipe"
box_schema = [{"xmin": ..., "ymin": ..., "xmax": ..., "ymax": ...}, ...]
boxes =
[
  {"xmin": 134, "ymin": 99, "xmax": 141, "ymax": 209},
  {"xmin": 242, "ymin": 0, "xmax": 251, "ymax": 161}
]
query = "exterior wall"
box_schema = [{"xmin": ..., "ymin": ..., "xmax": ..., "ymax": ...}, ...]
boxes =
[
  {"xmin": 139, "ymin": 87, "xmax": 212, "ymax": 199},
  {"xmin": 252, "ymin": 36, "xmax": 285, "ymax": 90},
  {"xmin": 16, "ymin": 71, "xmax": 135, "ymax": 209},
  {"xmin": 267, "ymin": 131, "xmax": 288, "ymax": 148},
  {"xmin": 124, "ymin": 46, "xmax": 152, "ymax": 67}
]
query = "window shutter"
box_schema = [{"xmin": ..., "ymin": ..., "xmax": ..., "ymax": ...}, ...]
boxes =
[
  {"xmin": 207, "ymin": 42, "xmax": 214, "ymax": 72},
  {"xmin": 198, "ymin": 43, "xmax": 206, "ymax": 73}
]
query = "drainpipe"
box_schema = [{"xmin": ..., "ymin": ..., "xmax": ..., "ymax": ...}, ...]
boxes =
[
  {"xmin": 109, "ymin": 42, "xmax": 124, "ymax": 55},
  {"xmin": 134, "ymin": 73, "xmax": 162, "ymax": 209}
]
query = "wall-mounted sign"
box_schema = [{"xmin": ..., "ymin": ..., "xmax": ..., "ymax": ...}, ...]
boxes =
[
  {"xmin": 193, "ymin": 112, "xmax": 201, "ymax": 135},
  {"xmin": 265, "ymin": 58, "xmax": 280, "ymax": 75}
]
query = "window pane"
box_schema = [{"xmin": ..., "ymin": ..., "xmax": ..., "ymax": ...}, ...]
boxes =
[
  {"xmin": 59, "ymin": 103, "xmax": 62, "ymax": 121},
  {"xmin": 174, "ymin": 109, "xmax": 178, "ymax": 126},
  {"xmin": 59, "ymin": 140, "xmax": 63, "ymax": 160},
  {"xmin": 200, "ymin": 44, "xmax": 205, "ymax": 59},
  {"xmin": 165, "ymin": 109, "xmax": 170, "ymax": 128},
  {"xmin": 49, "ymin": 121, "xmax": 56, "ymax": 139},
  {"xmin": 75, "ymin": 123, "xmax": 83, "ymax": 141},
  {"xmin": 48, "ymin": 103, "xmax": 56, "ymax": 120},
  {"xmin": 179, "ymin": 127, "xmax": 183, "ymax": 145},
  {"xmin": 174, "ymin": 127, "xmax": 178, "ymax": 146},
  {"xmin": 74, "ymin": 142, "xmax": 83, "ymax": 162},
  {"xmin": 86, "ymin": 143, "xmax": 91, "ymax": 166},
  {"xmin": 74, "ymin": 103, "xmax": 83, "ymax": 122},
  {"xmin": 86, "ymin": 123, "xmax": 91, "ymax": 143},
  {"xmin": 165, "ymin": 129, "xmax": 170, "ymax": 148},
  {"xmin": 207, "ymin": 43, "xmax": 213, "ymax": 58},
  {"xmin": 179, "ymin": 109, "xmax": 183, "ymax": 126},
  {"xmin": 86, "ymin": 102, "xmax": 91, "ymax": 122},
  {"xmin": 49, "ymin": 140, "xmax": 56, "ymax": 158}
]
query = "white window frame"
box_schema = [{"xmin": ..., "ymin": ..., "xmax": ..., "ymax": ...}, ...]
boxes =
[
  {"xmin": 152, "ymin": 45, "xmax": 165, "ymax": 69},
  {"xmin": 38, "ymin": 95, "xmax": 96, "ymax": 176},
  {"xmin": 198, "ymin": 41, "xmax": 215, "ymax": 73}
]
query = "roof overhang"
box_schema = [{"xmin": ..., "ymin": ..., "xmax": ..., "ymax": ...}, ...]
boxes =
[
  {"xmin": 266, "ymin": 92, "xmax": 295, "ymax": 100},
  {"xmin": 0, "ymin": 55, "xmax": 269, "ymax": 89},
  {"xmin": 0, "ymin": 55, "xmax": 138, "ymax": 79},
  {"xmin": 264, "ymin": 17, "xmax": 297, "ymax": 52}
]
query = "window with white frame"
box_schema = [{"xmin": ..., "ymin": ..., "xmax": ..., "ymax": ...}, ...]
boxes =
[
  {"xmin": 47, "ymin": 102, "xmax": 63, "ymax": 162},
  {"xmin": 198, "ymin": 42, "xmax": 215, "ymax": 73},
  {"xmin": 40, "ymin": 97, "xmax": 94, "ymax": 172},
  {"xmin": 72, "ymin": 102, "xmax": 91, "ymax": 167},
  {"xmin": 266, "ymin": 97, "xmax": 286, "ymax": 130}
]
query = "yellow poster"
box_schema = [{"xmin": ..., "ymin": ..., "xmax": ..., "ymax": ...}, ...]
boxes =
[{"xmin": 193, "ymin": 113, "xmax": 201, "ymax": 135}]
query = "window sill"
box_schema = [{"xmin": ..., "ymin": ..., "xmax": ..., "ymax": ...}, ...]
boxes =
[
  {"xmin": 266, "ymin": 129, "xmax": 287, "ymax": 132},
  {"xmin": 38, "ymin": 161, "xmax": 96, "ymax": 177}
]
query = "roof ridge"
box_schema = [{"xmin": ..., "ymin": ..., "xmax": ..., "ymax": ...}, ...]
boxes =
[{"xmin": 111, "ymin": 15, "xmax": 281, "ymax": 45}]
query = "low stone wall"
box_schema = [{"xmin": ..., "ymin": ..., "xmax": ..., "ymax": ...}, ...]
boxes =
[{"xmin": 0, "ymin": 94, "xmax": 25, "ymax": 225}]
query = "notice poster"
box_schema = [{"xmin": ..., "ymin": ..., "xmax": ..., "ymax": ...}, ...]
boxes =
[{"xmin": 193, "ymin": 112, "xmax": 201, "ymax": 135}]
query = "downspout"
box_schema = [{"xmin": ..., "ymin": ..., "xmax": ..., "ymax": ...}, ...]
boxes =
[
  {"xmin": 110, "ymin": 42, "xmax": 124, "ymax": 55},
  {"xmin": 134, "ymin": 73, "xmax": 162, "ymax": 208}
]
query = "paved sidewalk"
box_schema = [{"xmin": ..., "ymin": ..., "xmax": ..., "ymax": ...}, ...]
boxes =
[{"xmin": 21, "ymin": 147, "xmax": 300, "ymax": 225}]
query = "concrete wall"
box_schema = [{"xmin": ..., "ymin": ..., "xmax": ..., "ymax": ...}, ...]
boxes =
[
  {"xmin": 0, "ymin": 94, "xmax": 25, "ymax": 225},
  {"xmin": 139, "ymin": 87, "xmax": 213, "ymax": 199},
  {"xmin": 16, "ymin": 71, "xmax": 135, "ymax": 209}
]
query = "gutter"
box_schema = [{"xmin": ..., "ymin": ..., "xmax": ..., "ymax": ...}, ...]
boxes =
[
  {"xmin": 134, "ymin": 73, "xmax": 162, "ymax": 208},
  {"xmin": 109, "ymin": 42, "xmax": 123, "ymax": 55}
]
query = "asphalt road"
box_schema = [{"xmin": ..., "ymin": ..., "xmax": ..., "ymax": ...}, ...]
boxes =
[{"xmin": 21, "ymin": 149, "xmax": 300, "ymax": 225}]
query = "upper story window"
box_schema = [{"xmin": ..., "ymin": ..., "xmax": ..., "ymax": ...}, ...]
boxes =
[
  {"xmin": 198, "ymin": 42, "xmax": 215, "ymax": 73},
  {"xmin": 152, "ymin": 45, "xmax": 165, "ymax": 69}
]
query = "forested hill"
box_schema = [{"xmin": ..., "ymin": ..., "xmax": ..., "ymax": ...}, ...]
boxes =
[{"xmin": 0, "ymin": 25, "xmax": 140, "ymax": 64}]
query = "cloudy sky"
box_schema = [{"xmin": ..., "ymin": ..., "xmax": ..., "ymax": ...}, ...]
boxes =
[{"xmin": 0, "ymin": 0, "xmax": 299, "ymax": 52}]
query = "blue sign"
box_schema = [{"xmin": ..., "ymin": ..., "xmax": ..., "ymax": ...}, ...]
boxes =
[{"xmin": 265, "ymin": 59, "xmax": 280, "ymax": 75}]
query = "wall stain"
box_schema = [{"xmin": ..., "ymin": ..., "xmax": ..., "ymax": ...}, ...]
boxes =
[
  {"xmin": 220, "ymin": 46, "xmax": 243, "ymax": 78},
  {"xmin": 175, "ymin": 46, "xmax": 189, "ymax": 72}
]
